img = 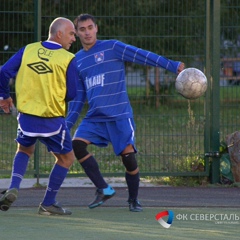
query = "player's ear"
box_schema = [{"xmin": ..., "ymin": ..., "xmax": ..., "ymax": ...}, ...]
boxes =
[
  {"xmin": 57, "ymin": 30, "xmax": 63, "ymax": 39},
  {"xmin": 95, "ymin": 24, "xmax": 98, "ymax": 33}
]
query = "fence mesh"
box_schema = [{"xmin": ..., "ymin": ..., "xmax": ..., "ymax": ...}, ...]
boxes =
[{"xmin": 0, "ymin": 0, "xmax": 239, "ymax": 178}]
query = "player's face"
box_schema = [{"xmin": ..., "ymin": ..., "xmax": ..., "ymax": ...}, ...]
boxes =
[
  {"xmin": 60, "ymin": 22, "xmax": 76, "ymax": 50},
  {"xmin": 76, "ymin": 19, "xmax": 98, "ymax": 50}
]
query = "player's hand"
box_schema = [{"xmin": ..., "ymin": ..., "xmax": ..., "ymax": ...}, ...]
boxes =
[
  {"xmin": 0, "ymin": 97, "xmax": 14, "ymax": 113},
  {"xmin": 177, "ymin": 63, "xmax": 185, "ymax": 74}
]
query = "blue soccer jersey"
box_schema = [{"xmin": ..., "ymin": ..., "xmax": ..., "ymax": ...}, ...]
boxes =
[{"xmin": 66, "ymin": 40, "xmax": 181, "ymax": 129}]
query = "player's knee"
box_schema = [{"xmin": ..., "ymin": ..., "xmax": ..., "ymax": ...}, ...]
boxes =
[
  {"xmin": 121, "ymin": 152, "xmax": 138, "ymax": 172},
  {"xmin": 72, "ymin": 140, "xmax": 89, "ymax": 160},
  {"xmin": 18, "ymin": 144, "xmax": 35, "ymax": 157}
]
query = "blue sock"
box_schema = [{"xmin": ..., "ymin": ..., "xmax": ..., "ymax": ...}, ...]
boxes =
[
  {"xmin": 42, "ymin": 164, "xmax": 68, "ymax": 206},
  {"xmin": 80, "ymin": 156, "xmax": 108, "ymax": 189},
  {"xmin": 9, "ymin": 152, "xmax": 29, "ymax": 190}
]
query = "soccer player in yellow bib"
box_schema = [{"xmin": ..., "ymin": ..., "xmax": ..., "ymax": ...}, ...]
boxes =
[{"xmin": 0, "ymin": 17, "xmax": 78, "ymax": 215}]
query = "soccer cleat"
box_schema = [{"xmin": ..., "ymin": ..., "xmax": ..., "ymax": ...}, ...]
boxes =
[
  {"xmin": 0, "ymin": 188, "xmax": 18, "ymax": 211},
  {"xmin": 38, "ymin": 202, "xmax": 72, "ymax": 216},
  {"xmin": 88, "ymin": 185, "xmax": 116, "ymax": 209},
  {"xmin": 128, "ymin": 199, "xmax": 143, "ymax": 212}
]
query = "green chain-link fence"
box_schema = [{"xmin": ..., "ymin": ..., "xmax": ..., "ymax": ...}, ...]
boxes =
[{"xmin": 1, "ymin": 0, "xmax": 240, "ymax": 183}]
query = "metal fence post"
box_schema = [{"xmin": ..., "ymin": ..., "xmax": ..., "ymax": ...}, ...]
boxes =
[
  {"xmin": 34, "ymin": 0, "xmax": 41, "ymax": 42},
  {"xmin": 33, "ymin": 0, "xmax": 41, "ymax": 183},
  {"xmin": 209, "ymin": 0, "xmax": 221, "ymax": 183}
]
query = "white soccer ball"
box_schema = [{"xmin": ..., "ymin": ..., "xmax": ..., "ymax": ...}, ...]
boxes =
[
  {"xmin": 175, "ymin": 68, "xmax": 208, "ymax": 99},
  {"xmin": 3, "ymin": 45, "xmax": 9, "ymax": 51}
]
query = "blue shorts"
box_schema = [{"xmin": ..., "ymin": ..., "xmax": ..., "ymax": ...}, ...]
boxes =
[
  {"xmin": 16, "ymin": 123, "xmax": 73, "ymax": 154},
  {"xmin": 73, "ymin": 118, "xmax": 137, "ymax": 156}
]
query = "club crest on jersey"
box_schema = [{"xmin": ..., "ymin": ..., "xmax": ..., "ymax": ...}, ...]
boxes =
[{"xmin": 94, "ymin": 52, "xmax": 104, "ymax": 63}]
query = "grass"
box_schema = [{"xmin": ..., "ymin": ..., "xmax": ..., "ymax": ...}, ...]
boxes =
[
  {"xmin": 0, "ymin": 207, "xmax": 239, "ymax": 240},
  {"xmin": 1, "ymin": 86, "xmax": 240, "ymax": 184}
]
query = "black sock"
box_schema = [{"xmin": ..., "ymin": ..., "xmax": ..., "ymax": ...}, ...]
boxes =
[
  {"xmin": 125, "ymin": 172, "xmax": 140, "ymax": 200},
  {"xmin": 80, "ymin": 156, "xmax": 108, "ymax": 189}
]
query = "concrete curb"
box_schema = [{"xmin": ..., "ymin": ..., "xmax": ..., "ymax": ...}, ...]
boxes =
[{"xmin": 0, "ymin": 177, "xmax": 158, "ymax": 189}]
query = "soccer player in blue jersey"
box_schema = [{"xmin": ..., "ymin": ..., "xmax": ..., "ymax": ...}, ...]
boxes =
[
  {"xmin": 0, "ymin": 17, "xmax": 78, "ymax": 215},
  {"xmin": 66, "ymin": 14, "xmax": 185, "ymax": 212}
]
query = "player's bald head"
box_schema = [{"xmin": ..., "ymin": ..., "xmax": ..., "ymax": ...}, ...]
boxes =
[
  {"xmin": 49, "ymin": 17, "xmax": 73, "ymax": 36},
  {"xmin": 47, "ymin": 17, "xmax": 76, "ymax": 50}
]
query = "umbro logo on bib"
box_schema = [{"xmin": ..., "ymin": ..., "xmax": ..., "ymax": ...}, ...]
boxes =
[{"xmin": 27, "ymin": 61, "xmax": 53, "ymax": 74}]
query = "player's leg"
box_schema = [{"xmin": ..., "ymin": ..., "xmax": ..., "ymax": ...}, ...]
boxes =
[
  {"xmin": 0, "ymin": 130, "xmax": 35, "ymax": 211},
  {"xmin": 72, "ymin": 120, "xmax": 115, "ymax": 209},
  {"xmin": 121, "ymin": 147, "xmax": 142, "ymax": 212},
  {"xmin": 72, "ymin": 139, "xmax": 108, "ymax": 189},
  {"xmin": 108, "ymin": 118, "xmax": 142, "ymax": 212},
  {"xmin": 37, "ymin": 125, "xmax": 74, "ymax": 215}
]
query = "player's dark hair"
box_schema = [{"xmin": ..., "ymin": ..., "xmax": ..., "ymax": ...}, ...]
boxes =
[{"xmin": 74, "ymin": 13, "xmax": 96, "ymax": 29}]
